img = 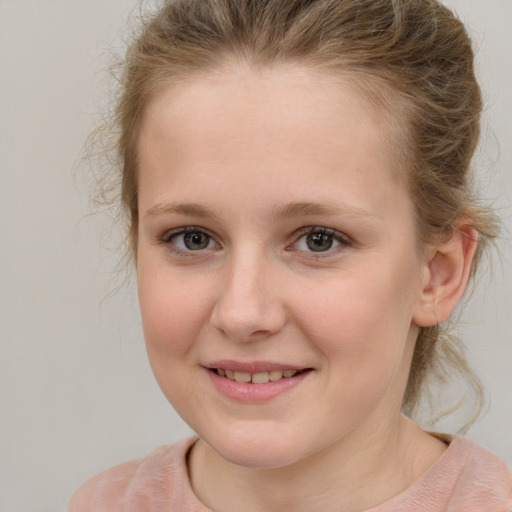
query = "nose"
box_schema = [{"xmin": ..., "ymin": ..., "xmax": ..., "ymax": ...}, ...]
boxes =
[{"xmin": 210, "ymin": 249, "xmax": 287, "ymax": 343}]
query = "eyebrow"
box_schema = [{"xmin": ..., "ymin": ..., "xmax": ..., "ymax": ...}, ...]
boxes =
[
  {"xmin": 272, "ymin": 202, "xmax": 378, "ymax": 222},
  {"xmin": 145, "ymin": 201, "xmax": 378, "ymax": 222},
  {"xmin": 145, "ymin": 202, "xmax": 217, "ymax": 219}
]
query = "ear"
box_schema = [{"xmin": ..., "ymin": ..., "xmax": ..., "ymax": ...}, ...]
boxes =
[{"xmin": 412, "ymin": 223, "xmax": 478, "ymax": 327}]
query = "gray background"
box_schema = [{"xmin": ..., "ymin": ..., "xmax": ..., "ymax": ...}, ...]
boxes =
[{"xmin": 0, "ymin": 0, "xmax": 510, "ymax": 510}]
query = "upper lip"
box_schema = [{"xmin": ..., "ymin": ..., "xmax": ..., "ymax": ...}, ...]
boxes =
[{"xmin": 204, "ymin": 360, "xmax": 311, "ymax": 373}]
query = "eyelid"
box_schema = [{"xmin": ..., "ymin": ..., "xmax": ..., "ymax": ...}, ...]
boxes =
[
  {"xmin": 160, "ymin": 226, "xmax": 221, "ymax": 254},
  {"xmin": 288, "ymin": 226, "xmax": 352, "ymax": 255},
  {"xmin": 158, "ymin": 224, "xmax": 352, "ymax": 258},
  {"xmin": 160, "ymin": 225, "xmax": 208, "ymax": 242}
]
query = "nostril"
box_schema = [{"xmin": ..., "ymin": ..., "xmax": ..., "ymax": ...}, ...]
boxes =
[{"xmin": 248, "ymin": 329, "xmax": 273, "ymax": 340}]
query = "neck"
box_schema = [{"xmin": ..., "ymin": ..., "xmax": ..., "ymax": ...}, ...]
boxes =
[{"xmin": 188, "ymin": 415, "xmax": 447, "ymax": 512}]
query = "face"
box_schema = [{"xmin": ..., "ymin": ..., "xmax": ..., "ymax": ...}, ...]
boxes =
[{"xmin": 136, "ymin": 64, "xmax": 430, "ymax": 469}]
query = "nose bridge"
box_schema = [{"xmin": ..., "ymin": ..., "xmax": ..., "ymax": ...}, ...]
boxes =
[{"xmin": 211, "ymin": 244, "xmax": 286, "ymax": 341}]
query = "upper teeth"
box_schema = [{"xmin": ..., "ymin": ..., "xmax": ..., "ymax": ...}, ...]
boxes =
[{"xmin": 217, "ymin": 368, "xmax": 299, "ymax": 383}]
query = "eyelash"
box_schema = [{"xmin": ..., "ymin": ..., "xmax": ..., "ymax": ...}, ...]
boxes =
[
  {"xmin": 289, "ymin": 226, "xmax": 352, "ymax": 258},
  {"xmin": 159, "ymin": 225, "xmax": 352, "ymax": 258},
  {"xmin": 160, "ymin": 226, "xmax": 219, "ymax": 255}
]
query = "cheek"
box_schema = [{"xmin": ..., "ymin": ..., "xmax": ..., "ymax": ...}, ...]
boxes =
[
  {"xmin": 291, "ymin": 263, "xmax": 419, "ymax": 371},
  {"xmin": 137, "ymin": 265, "xmax": 214, "ymax": 417},
  {"xmin": 290, "ymin": 271, "xmax": 418, "ymax": 425},
  {"xmin": 137, "ymin": 261, "xmax": 212, "ymax": 360}
]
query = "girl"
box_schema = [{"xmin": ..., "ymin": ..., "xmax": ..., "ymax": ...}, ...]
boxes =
[{"xmin": 69, "ymin": 0, "xmax": 512, "ymax": 510}]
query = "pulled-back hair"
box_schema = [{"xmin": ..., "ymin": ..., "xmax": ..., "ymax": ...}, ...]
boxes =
[{"xmin": 104, "ymin": 0, "xmax": 499, "ymax": 427}]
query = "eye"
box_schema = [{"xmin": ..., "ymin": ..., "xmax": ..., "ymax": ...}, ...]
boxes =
[
  {"xmin": 164, "ymin": 227, "xmax": 218, "ymax": 252},
  {"xmin": 293, "ymin": 227, "xmax": 348, "ymax": 253}
]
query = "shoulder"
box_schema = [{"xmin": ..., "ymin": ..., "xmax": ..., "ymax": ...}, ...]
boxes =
[
  {"xmin": 447, "ymin": 436, "xmax": 512, "ymax": 509},
  {"xmin": 67, "ymin": 438, "xmax": 197, "ymax": 512},
  {"xmin": 67, "ymin": 457, "xmax": 144, "ymax": 512},
  {"xmin": 375, "ymin": 434, "xmax": 511, "ymax": 512}
]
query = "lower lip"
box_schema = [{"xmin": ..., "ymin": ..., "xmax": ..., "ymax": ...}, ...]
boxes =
[{"xmin": 206, "ymin": 369, "xmax": 311, "ymax": 403}]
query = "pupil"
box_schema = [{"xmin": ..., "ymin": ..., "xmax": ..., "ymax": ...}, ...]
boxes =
[
  {"xmin": 307, "ymin": 232, "xmax": 333, "ymax": 252},
  {"xmin": 184, "ymin": 232, "xmax": 209, "ymax": 250}
]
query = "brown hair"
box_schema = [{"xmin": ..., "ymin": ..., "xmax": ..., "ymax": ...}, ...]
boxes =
[{"xmin": 102, "ymin": 0, "xmax": 499, "ymax": 428}]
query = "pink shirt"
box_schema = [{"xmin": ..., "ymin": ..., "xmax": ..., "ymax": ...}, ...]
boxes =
[{"xmin": 68, "ymin": 436, "xmax": 512, "ymax": 511}]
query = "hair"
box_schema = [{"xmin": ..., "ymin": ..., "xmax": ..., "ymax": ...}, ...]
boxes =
[{"xmin": 96, "ymin": 0, "xmax": 499, "ymax": 429}]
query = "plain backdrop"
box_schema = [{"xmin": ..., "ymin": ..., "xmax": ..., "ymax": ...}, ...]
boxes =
[{"xmin": 0, "ymin": 0, "xmax": 511, "ymax": 510}]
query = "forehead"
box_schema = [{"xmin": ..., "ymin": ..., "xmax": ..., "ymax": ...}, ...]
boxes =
[
  {"xmin": 137, "ymin": 63, "xmax": 408, "ymax": 213},
  {"xmin": 139, "ymin": 64, "xmax": 405, "ymax": 159}
]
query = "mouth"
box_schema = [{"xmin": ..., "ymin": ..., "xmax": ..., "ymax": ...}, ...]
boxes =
[
  {"xmin": 205, "ymin": 362, "xmax": 313, "ymax": 402},
  {"xmin": 209, "ymin": 367, "xmax": 312, "ymax": 384}
]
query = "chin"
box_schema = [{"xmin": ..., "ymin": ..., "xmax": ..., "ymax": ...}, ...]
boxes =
[
  {"xmin": 204, "ymin": 428, "xmax": 315, "ymax": 470},
  {"xmin": 216, "ymin": 446, "xmax": 301, "ymax": 470}
]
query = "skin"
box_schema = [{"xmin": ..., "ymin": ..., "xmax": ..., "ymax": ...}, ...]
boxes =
[{"xmin": 135, "ymin": 63, "xmax": 474, "ymax": 511}]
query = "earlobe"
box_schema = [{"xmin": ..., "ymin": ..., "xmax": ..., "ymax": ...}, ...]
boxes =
[{"xmin": 412, "ymin": 223, "xmax": 478, "ymax": 327}]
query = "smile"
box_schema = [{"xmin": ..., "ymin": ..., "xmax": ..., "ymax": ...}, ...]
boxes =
[
  {"xmin": 212, "ymin": 368, "xmax": 307, "ymax": 384},
  {"xmin": 205, "ymin": 361, "xmax": 314, "ymax": 402}
]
